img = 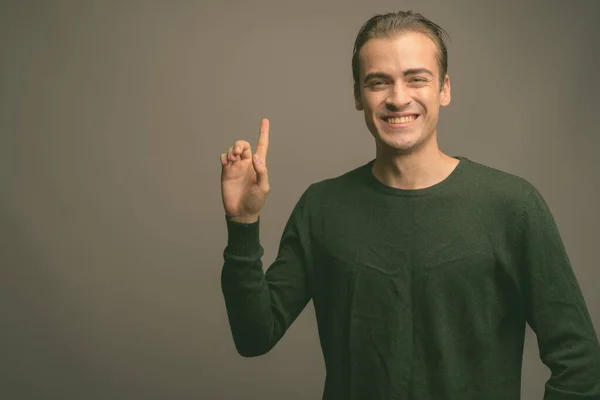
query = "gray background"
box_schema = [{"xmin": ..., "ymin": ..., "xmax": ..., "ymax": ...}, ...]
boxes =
[{"xmin": 1, "ymin": 0, "xmax": 599, "ymax": 399}]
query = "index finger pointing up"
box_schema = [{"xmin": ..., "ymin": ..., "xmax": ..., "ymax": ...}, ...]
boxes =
[{"xmin": 256, "ymin": 118, "xmax": 269, "ymax": 162}]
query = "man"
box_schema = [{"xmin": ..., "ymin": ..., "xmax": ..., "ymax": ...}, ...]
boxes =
[{"xmin": 219, "ymin": 10, "xmax": 600, "ymax": 400}]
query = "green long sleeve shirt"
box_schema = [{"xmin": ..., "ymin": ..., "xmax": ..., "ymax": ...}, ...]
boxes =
[{"xmin": 221, "ymin": 156, "xmax": 600, "ymax": 400}]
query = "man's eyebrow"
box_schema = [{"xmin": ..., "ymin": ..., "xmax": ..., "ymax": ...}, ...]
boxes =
[
  {"xmin": 403, "ymin": 68, "xmax": 434, "ymax": 77},
  {"xmin": 363, "ymin": 68, "xmax": 434, "ymax": 83}
]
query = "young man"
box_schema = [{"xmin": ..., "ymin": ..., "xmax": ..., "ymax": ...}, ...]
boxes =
[{"xmin": 219, "ymin": 11, "xmax": 600, "ymax": 400}]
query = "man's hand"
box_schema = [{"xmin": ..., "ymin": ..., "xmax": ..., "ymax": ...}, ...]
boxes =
[{"xmin": 220, "ymin": 118, "xmax": 270, "ymax": 223}]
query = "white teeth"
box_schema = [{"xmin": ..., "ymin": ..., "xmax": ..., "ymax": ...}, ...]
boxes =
[{"xmin": 387, "ymin": 115, "xmax": 416, "ymax": 124}]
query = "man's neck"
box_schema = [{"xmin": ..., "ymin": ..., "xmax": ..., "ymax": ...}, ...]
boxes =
[{"xmin": 371, "ymin": 146, "xmax": 459, "ymax": 190}]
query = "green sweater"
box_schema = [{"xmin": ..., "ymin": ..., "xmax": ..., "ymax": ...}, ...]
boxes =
[{"xmin": 221, "ymin": 156, "xmax": 600, "ymax": 400}]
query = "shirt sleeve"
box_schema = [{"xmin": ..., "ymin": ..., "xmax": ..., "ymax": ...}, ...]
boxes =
[
  {"xmin": 220, "ymin": 186, "xmax": 314, "ymax": 357},
  {"xmin": 519, "ymin": 187, "xmax": 600, "ymax": 399}
]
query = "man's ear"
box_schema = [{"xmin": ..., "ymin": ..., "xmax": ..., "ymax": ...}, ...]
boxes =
[
  {"xmin": 354, "ymin": 85, "xmax": 364, "ymax": 111},
  {"xmin": 440, "ymin": 74, "xmax": 451, "ymax": 107}
]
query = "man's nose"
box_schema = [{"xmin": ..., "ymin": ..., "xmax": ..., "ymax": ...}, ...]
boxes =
[{"xmin": 386, "ymin": 84, "xmax": 411, "ymax": 108}]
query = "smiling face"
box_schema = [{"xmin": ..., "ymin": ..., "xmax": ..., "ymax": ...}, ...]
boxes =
[{"xmin": 354, "ymin": 31, "xmax": 451, "ymax": 156}]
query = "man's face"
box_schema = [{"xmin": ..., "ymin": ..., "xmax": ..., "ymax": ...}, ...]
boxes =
[{"xmin": 354, "ymin": 31, "xmax": 451, "ymax": 155}]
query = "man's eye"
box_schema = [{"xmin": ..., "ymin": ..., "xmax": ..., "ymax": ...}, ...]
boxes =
[{"xmin": 411, "ymin": 77, "xmax": 427, "ymax": 83}]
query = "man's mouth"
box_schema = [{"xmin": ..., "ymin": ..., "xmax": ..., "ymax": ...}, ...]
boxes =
[{"xmin": 383, "ymin": 115, "xmax": 419, "ymax": 125}]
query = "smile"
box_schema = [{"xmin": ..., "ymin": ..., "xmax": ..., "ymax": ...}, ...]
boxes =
[{"xmin": 382, "ymin": 115, "xmax": 419, "ymax": 127}]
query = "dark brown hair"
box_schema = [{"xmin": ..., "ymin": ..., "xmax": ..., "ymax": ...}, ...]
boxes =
[{"xmin": 352, "ymin": 10, "xmax": 450, "ymax": 92}]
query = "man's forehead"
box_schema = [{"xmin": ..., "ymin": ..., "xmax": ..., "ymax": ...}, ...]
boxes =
[{"xmin": 360, "ymin": 33, "xmax": 438, "ymax": 74}]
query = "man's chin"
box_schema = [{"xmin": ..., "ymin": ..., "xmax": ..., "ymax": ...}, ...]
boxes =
[{"xmin": 376, "ymin": 136, "xmax": 418, "ymax": 154}]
